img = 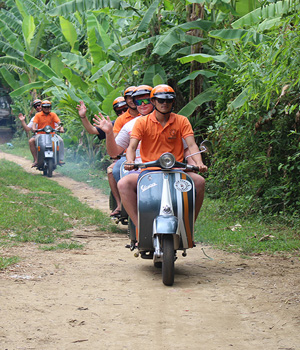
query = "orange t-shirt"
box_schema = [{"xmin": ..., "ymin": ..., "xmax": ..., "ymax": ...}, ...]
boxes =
[
  {"xmin": 131, "ymin": 111, "xmax": 194, "ymax": 163},
  {"xmin": 33, "ymin": 111, "xmax": 60, "ymax": 133},
  {"xmin": 113, "ymin": 110, "xmax": 138, "ymax": 134}
]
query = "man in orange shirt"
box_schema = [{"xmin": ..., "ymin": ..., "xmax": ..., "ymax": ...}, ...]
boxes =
[
  {"xmin": 18, "ymin": 99, "xmax": 42, "ymax": 164},
  {"xmin": 32, "ymin": 100, "xmax": 64, "ymax": 167},
  {"xmin": 118, "ymin": 84, "xmax": 207, "ymax": 228}
]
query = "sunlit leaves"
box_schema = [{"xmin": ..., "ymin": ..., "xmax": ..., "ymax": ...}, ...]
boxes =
[
  {"xmin": 232, "ymin": 0, "xmax": 300, "ymax": 29},
  {"xmin": 59, "ymin": 17, "xmax": 78, "ymax": 52}
]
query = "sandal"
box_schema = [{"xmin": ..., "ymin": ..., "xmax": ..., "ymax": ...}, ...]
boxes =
[
  {"xmin": 31, "ymin": 162, "xmax": 38, "ymax": 168},
  {"xmin": 110, "ymin": 209, "xmax": 121, "ymax": 217}
]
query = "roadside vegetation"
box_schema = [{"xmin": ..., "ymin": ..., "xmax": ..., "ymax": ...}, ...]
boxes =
[
  {"xmin": 1, "ymin": 140, "xmax": 299, "ymax": 270},
  {"xmin": 0, "ymin": 157, "xmax": 117, "ymax": 269}
]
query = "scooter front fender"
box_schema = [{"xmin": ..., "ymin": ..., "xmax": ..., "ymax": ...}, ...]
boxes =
[{"xmin": 153, "ymin": 215, "xmax": 178, "ymax": 235}]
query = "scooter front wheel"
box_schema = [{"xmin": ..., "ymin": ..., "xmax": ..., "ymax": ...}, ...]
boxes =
[
  {"xmin": 162, "ymin": 235, "xmax": 175, "ymax": 286},
  {"xmin": 47, "ymin": 159, "xmax": 53, "ymax": 177}
]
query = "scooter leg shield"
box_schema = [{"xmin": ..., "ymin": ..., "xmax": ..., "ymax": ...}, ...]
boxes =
[
  {"xmin": 36, "ymin": 135, "xmax": 46, "ymax": 167},
  {"xmin": 138, "ymin": 171, "xmax": 195, "ymax": 251}
]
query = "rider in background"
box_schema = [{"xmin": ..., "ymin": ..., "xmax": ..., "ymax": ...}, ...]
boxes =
[
  {"xmin": 77, "ymin": 97, "xmax": 128, "ymax": 140},
  {"xmin": 76, "ymin": 96, "xmax": 128, "ymax": 217},
  {"xmin": 93, "ymin": 85, "xmax": 154, "ymax": 164},
  {"xmin": 32, "ymin": 100, "xmax": 64, "ymax": 167},
  {"xmin": 118, "ymin": 84, "xmax": 207, "ymax": 228},
  {"xmin": 18, "ymin": 99, "xmax": 42, "ymax": 164}
]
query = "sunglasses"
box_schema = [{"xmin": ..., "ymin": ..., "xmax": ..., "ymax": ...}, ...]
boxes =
[
  {"xmin": 34, "ymin": 104, "xmax": 41, "ymax": 108},
  {"xmin": 134, "ymin": 98, "xmax": 151, "ymax": 106},
  {"xmin": 115, "ymin": 108, "xmax": 128, "ymax": 116},
  {"xmin": 156, "ymin": 98, "xmax": 173, "ymax": 104}
]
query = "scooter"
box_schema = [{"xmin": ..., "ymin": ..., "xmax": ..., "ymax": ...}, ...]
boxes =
[
  {"xmin": 130, "ymin": 141, "xmax": 211, "ymax": 286},
  {"xmin": 35, "ymin": 125, "xmax": 64, "ymax": 177}
]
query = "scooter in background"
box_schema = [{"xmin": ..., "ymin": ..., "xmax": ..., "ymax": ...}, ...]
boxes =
[{"xmin": 35, "ymin": 125, "xmax": 64, "ymax": 177}]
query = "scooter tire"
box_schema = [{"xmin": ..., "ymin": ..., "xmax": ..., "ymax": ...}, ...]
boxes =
[
  {"xmin": 162, "ymin": 235, "xmax": 175, "ymax": 286},
  {"xmin": 47, "ymin": 159, "xmax": 53, "ymax": 177}
]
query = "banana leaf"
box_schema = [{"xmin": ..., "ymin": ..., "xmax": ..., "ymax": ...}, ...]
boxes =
[
  {"xmin": 59, "ymin": 17, "xmax": 78, "ymax": 50},
  {"xmin": 90, "ymin": 61, "xmax": 115, "ymax": 82},
  {"xmin": 179, "ymin": 88, "xmax": 218, "ymax": 117},
  {"xmin": 209, "ymin": 29, "xmax": 271, "ymax": 45},
  {"xmin": 178, "ymin": 70, "xmax": 216, "ymax": 85},
  {"xmin": 49, "ymin": 0, "xmax": 130, "ymax": 16},
  {"xmin": 10, "ymin": 82, "xmax": 45, "ymax": 98},
  {"xmin": 137, "ymin": 0, "xmax": 160, "ymax": 32},
  {"xmin": 24, "ymin": 54, "xmax": 59, "ymax": 79},
  {"xmin": 0, "ymin": 67, "xmax": 19, "ymax": 90},
  {"xmin": 178, "ymin": 53, "xmax": 229, "ymax": 65}
]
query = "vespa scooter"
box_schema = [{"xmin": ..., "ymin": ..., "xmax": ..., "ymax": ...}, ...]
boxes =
[
  {"xmin": 35, "ymin": 125, "xmax": 64, "ymax": 177},
  {"xmin": 130, "ymin": 141, "xmax": 211, "ymax": 286}
]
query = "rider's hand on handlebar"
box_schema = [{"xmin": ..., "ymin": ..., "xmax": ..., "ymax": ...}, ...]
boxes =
[
  {"xmin": 197, "ymin": 162, "xmax": 208, "ymax": 173},
  {"xmin": 124, "ymin": 161, "xmax": 136, "ymax": 171}
]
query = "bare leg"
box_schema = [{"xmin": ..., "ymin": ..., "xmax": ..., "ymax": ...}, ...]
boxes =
[
  {"xmin": 189, "ymin": 173, "xmax": 205, "ymax": 221},
  {"xmin": 108, "ymin": 172, "xmax": 121, "ymax": 213},
  {"xmin": 117, "ymin": 173, "xmax": 139, "ymax": 227},
  {"xmin": 29, "ymin": 137, "xmax": 37, "ymax": 165},
  {"xmin": 107, "ymin": 163, "xmax": 122, "ymax": 214}
]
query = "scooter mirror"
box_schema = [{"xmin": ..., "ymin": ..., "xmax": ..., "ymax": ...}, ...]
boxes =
[{"xmin": 200, "ymin": 140, "xmax": 213, "ymax": 155}]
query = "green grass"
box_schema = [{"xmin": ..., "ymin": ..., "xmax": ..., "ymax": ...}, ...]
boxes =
[
  {"xmin": 40, "ymin": 242, "xmax": 84, "ymax": 251},
  {"xmin": 0, "ymin": 256, "xmax": 20, "ymax": 269},
  {"xmin": 2, "ymin": 138, "xmax": 300, "ymax": 258},
  {"xmin": 0, "ymin": 158, "xmax": 117, "ymax": 269},
  {"xmin": 195, "ymin": 198, "xmax": 300, "ymax": 256}
]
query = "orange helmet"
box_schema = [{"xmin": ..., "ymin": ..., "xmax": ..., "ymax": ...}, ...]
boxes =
[
  {"xmin": 124, "ymin": 86, "xmax": 137, "ymax": 98},
  {"xmin": 41, "ymin": 100, "xmax": 52, "ymax": 108},
  {"xmin": 33, "ymin": 99, "xmax": 42, "ymax": 107},
  {"xmin": 113, "ymin": 96, "xmax": 127, "ymax": 109},
  {"xmin": 150, "ymin": 84, "xmax": 176, "ymax": 100},
  {"xmin": 131, "ymin": 85, "xmax": 153, "ymax": 100}
]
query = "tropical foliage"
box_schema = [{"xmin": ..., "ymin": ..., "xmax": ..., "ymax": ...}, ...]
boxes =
[{"xmin": 1, "ymin": 0, "xmax": 300, "ymax": 217}]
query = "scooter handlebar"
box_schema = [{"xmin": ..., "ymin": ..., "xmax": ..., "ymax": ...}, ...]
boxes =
[
  {"xmin": 34, "ymin": 126, "xmax": 63, "ymax": 134},
  {"xmin": 185, "ymin": 164, "xmax": 200, "ymax": 172}
]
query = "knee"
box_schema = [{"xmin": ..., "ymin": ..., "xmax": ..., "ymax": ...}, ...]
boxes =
[
  {"xmin": 194, "ymin": 175, "xmax": 205, "ymax": 192},
  {"xmin": 107, "ymin": 164, "xmax": 113, "ymax": 174},
  {"xmin": 117, "ymin": 177, "xmax": 126, "ymax": 192}
]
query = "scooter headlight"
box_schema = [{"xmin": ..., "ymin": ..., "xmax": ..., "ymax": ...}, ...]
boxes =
[
  {"xmin": 159, "ymin": 153, "xmax": 175, "ymax": 169},
  {"xmin": 44, "ymin": 125, "xmax": 52, "ymax": 133}
]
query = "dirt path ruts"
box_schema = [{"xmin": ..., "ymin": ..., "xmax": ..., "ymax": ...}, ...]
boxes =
[{"xmin": 0, "ymin": 151, "xmax": 299, "ymax": 350}]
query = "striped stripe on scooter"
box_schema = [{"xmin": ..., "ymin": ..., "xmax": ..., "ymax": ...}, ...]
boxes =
[{"xmin": 175, "ymin": 173, "xmax": 193, "ymax": 248}]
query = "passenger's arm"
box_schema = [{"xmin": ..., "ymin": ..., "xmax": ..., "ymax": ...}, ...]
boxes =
[
  {"xmin": 124, "ymin": 138, "xmax": 139, "ymax": 170},
  {"xmin": 18, "ymin": 114, "xmax": 31, "ymax": 132},
  {"xmin": 76, "ymin": 100, "xmax": 99, "ymax": 135},
  {"xmin": 184, "ymin": 135, "xmax": 207, "ymax": 173}
]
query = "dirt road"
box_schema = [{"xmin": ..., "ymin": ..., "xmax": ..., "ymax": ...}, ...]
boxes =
[{"xmin": 0, "ymin": 151, "xmax": 299, "ymax": 350}]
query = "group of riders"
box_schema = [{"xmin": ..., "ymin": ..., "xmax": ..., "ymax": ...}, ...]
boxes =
[{"xmin": 19, "ymin": 84, "xmax": 207, "ymax": 230}]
